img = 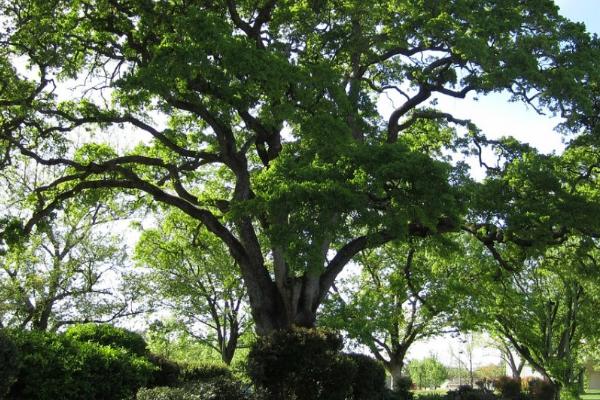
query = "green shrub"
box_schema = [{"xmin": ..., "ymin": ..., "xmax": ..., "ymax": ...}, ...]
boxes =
[
  {"xmin": 65, "ymin": 323, "xmax": 148, "ymax": 356},
  {"xmin": 494, "ymin": 376, "xmax": 521, "ymax": 399},
  {"xmin": 8, "ymin": 329, "xmax": 79, "ymax": 399},
  {"xmin": 345, "ymin": 353, "xmax": 386, "ymax": 400},
  {"xmin": 526, "ymin": 378, "xmax": 556, "ymax": 400},
  {"xmin": 413, "ymin": 394, "xmax": 446, "ymax": 400},
  {"xmin": 391, "ymin": 376, "xmax": 414, "ymax": 400},
  {"xmin": 180, "ymin": 362, "xmax": 232, "ymax": 383},
  {"xmin": 137, "ymin": 386, "xmax": 192, "ymax": 400},
  {"xmin": 188, "ymin": 377, "xmax": 248, "ymax": 400},
  {"xmin": 148, "ymin": 354, "xmax": 182, "ymax": 387},
  {"xmin": 0, "ymin": 329, "xmax": 20, "ymax": 397},
  {"xmin": 137, "ymin": 378, "xmax": 248, "ymax": 400},
  {"xmin": 385, "ymin": 386, "xmax": 415, "ymax": 400},
  {"xmin": 7, "ymin": 329, "xmax": 155, "ymax": 400},
  {"xmin": 446, "ymin": 385, "xmax": 498, "ymax": 400},
  {"xmin": 71, "ymin": 341, "xmax": 156, "ymax": 399},
  {"xmin": 247, "ymin": 327, "xmax": 357, "ymax": 400}
]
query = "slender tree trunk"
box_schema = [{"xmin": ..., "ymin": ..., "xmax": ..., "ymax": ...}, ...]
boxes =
[
  {"xmin": 221, "ymin": 322, "xmax": 240, "ymax": 365},
  {"xmin": 222, "ymin": 338, "xmax": 237, "ymax": 366},
  {"xmin": 32, "ymin": 303, "xmax": 53, "ymax": 331}
]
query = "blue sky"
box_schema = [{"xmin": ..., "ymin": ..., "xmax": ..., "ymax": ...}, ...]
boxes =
[{"xmin": 556, "ymin": 0, "xmax": 600, "ymax": 33}]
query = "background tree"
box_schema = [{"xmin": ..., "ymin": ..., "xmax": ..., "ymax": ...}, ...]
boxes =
[
  {"xmin": 407, "ymin": 356, "xmax": 448, "ymax": 390},
  {"xmin": 0, "ymin": 162, "xmax": 141, "ymax": 330},
  {"xmin": 489, "ymin": 334, "xmax": 526, "ymax": 380},
  {"xmin": 474, "ymin": 364, "xmax": 506, "ymax": 383},
  {"xmin": 320, "ymin": 237, "xmax": 466, "ymax": 387},
  {"xmin": 135, "ymin": 209, "xmax": 252, "ymax": 365},
  {"xmin": 463, "ymin": 237, "xmax": 600, "ymax": 400},
  {"xmin": 459, "ymin": 127, "xmax": 600, "ymax": 400},
  {"xmin": 1, "ymin": 0, "xmax": 599, "ymax": 334}
]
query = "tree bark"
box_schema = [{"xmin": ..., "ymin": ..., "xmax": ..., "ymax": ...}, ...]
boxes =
[{"xmin": 389, "ymin": 361, "xmax": 405, "ymax": 392}]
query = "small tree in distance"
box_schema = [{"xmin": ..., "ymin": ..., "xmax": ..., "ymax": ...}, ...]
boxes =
[{"xmin": 407, "ymin": 356, "xmax": 448, "ymax": 390}]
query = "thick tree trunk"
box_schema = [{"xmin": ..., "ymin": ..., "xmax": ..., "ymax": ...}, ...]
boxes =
[
  {"xmin": 390, "ymin": 363, "xmax": 405, "ymax": 391},
  {"xmin": 248, "ymin": 282, "xmax": 319, "ymax": 335},
  {"xmin": 247, "ymin": 266, "xmax": 323, "ymax": 335}
]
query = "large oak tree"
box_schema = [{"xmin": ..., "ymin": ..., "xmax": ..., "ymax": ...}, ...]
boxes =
[{"xmin": 1, "ymin": 0, "xmax": 599, "ymax": 334}]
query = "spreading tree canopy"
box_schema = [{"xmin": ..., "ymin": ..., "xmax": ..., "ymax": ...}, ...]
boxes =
[{"xmin": 1, "ymin": 0, "xmax": 599, "ymax": 334}]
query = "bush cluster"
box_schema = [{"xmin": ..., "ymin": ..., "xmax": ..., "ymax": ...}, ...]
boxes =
[
  {"xmin": 4, "ymin": 325, "xmax": 156, "ymax": 400},
  {"xmin": 148, "ymin": 354, "xmax": 182, "ymax": 387},
  {"xmin": 524, "ymin": 378, "xmax": 556, "ymax": 400},
  {"xmin": 389, "ymin": 375, "xmax": 414, "ymax": 400},
  {"xmin": 247, "ymin": 327, "xmax": 356, "ymax": 400},
  {"xmin": 136, "ymin": 362, "xmax": 247, "ymax": 400},
  {"xmin": 446, "ymin": 385, "xmax": 498, "ymax": 400},
  {"xmin": 247, "ymin": 327, "xmax": 388, "ymax": 400},
  {"xmin": 137, "ymin": 378, "xmax": 248, "ymax": 400},
  {"xmin": 346, "ymin": 352, "xmax": 387, "ymax": 400},
  {"xmin": 65, "ymin": 323, "xmax": 149, "ymax": 356},
  {"xmin": 179, "ymin": 362, "xmax": 233, "ymax": 383},
  {"xmin": 6, "ymin": 325, "xmax": 523, "ymax": 400},
  {"xmin": 494, "ymin": 376, "xmax": 521, "ymax": 399}
]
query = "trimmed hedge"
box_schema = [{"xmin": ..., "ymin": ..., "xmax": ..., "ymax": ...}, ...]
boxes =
[
  {"xmin": 247, "ymin": 327, "xmax": 357, "ymax": 400},
  {"xmin": 526, "ymin": 378, "xmax": 556, "ymax": 400},
  {"xmin": 346, "ymin": 353, "xmax": 387, "ymax": 400},
  {"xmin": 8, "ymin": 329, "xmax": 81, "ymax": 399},
  {"xmin": 137, "ymin": 378, "xmax": 248, "ymax": 400},
  {"xmin": 180, "ymin": 362, "xmax": 233, "ymax": 383},
  {"xmin": 446, "ymin": 385, "xmax": 498, "ymax": 400},
  {"xmin": 65, "ymin": 323, "xmax": 148, "ymax": 356},
  {"xmin": 6, "ymin": 328, "xmax": 155, "ymax": 400},
  {"xmin": 494, "ymin": 376, "xmax": 521, "ymax": 399}
]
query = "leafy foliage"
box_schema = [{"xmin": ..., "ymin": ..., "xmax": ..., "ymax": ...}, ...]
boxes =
[
  {"xmin": 247, "ymin": 328, "xmax": 356, "ymax": 400},
  {"xmin": 135, "ymin": 210, "xmax": 251, "ymax": 364},
  {"xmin": 1, "ymin": 0, "xmax": 599, "ymax": 334},
  {"xmin": 493, "ymin": 376, "xmax": 522, "ymax": 400},
  {"xmin": 346, "ymin": 353, "xmax": 387, "ymax": 400},
  {"xmin": 408, "ymin": 357, "xmax": 449, "ymax": 390},
  {"xmin": 145, "ymin": 320, "xmax": 231, "ymax": 366},
  {"xmin": 65, "ymin": 323, "xmax": 148, "ymax": 356},
  {"xmin": 459, "ymin": 236, "xmax": 600, "ymax": 394},
  {"xmin": 137, "ymin": 378, "xmax": 249, "ymax": 400},
  {"xmin": 321, "ymin": 237, "xmax": 467, "ymax": 380},
  {"xmin": 6, "ymin": 328, "xmax": 155, "ymax": 400},
  {"xmin": 0, "ymin": 329, "xmax": 20, "ymax": 397},
  {"xmin": 0, "ymin": 162, "xmax": 140, "ymax": 331}
]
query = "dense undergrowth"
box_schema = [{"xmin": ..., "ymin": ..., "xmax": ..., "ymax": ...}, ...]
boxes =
[{"xmin": 0, "ymin": 326, "xmax": 564, "ymax": 400}]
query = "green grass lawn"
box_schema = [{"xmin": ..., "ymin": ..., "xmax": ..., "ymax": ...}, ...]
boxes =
[{"xmin": 582, "ymin": 390, "xmax": 600, "ymax": 400}]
